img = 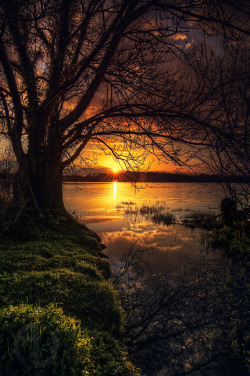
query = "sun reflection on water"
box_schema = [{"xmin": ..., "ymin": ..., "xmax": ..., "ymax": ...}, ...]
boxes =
[{"xmin": 113, "ymin": 181, "xmax": 117, "ymax": 201}]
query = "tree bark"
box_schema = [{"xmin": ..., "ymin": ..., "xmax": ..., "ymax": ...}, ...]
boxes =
[{"xmin": 13, "ymin": 152, "xmax": 66, "ymax": 214}]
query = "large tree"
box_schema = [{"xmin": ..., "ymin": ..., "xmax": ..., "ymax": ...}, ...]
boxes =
[{"xmin": 0, "ymin": 0, "xmax": 249, "ymax": 213}]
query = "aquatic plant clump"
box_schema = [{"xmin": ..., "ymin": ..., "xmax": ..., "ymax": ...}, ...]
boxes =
[
  {"xmin": 151, "ymin": 212, "xmax": 175, "ymax": 225},
  {"xmin": 182, "ymin": 211, "xmax": 218, "ymax": 230},
  {"xmin": 117, "ymin": 201, "xmax": 176, "ymax": 225}
]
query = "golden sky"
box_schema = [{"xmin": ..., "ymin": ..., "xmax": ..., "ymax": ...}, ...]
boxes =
[{"xmin": 80, "ymin": 143, "xmax": 188, "ymax": 174}]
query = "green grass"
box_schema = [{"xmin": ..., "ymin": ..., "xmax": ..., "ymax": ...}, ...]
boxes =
[
  {"xmin": 0, "ymin": 238, "xmax": 110, "ymax": 278},
  {"xmin": 0, "ymin": 210, "xmax": 140, "ymax": 375},
  {"xmin": 0, "ymin": 304, "xmax": 139, "ymax": 376},
  {"xmin": 0, "ymin": 269, "xmax": 123, "ymax": 335}
]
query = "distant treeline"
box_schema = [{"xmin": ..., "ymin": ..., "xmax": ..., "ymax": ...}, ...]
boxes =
[
  {"xmin": 63, "ymin": 171, "xmax": 250, "ymax": 183},
  {"xmin": 1, "ymin": 171, "xmax": 249, "ymax": 184}
]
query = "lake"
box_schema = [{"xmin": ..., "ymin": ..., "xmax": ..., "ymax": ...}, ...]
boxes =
[
  {"xmin": 63, "ymin": 182, "xmax": 225, "ymax": 276},
  {"xmin": 63, "ymin": 182, "xmax": 245, "ymax": 376}
]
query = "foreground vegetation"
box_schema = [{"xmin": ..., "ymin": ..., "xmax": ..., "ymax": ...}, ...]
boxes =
[{"xmin": 0, "ymin": 206, "xmax": 140, "ymax": 375}]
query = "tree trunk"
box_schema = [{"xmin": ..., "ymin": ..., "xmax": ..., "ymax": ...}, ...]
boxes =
[
  {"xmin": 13, "ymin": 153, "xmax": 66, "ymax": 214},
  {"xmin": 12, "ymin": 151, "xmax": 102, "ymax": 242}
]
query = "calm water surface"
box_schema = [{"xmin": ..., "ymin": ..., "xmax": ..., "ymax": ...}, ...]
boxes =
[{"xmin": 64, "ymin": 182, "xmax": 225, "ymax": 275}]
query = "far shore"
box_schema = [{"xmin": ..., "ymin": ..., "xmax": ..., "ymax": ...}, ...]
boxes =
[
  {"xmin": 0, "ymin": 171, "xmax": 249, "ymax": 185},
  {"xmin": 62, "ymin": 171, "xmax": 249, "ymax": 184}
]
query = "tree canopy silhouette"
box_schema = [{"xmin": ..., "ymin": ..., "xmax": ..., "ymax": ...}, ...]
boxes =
[{"xmin": 0, "ymin": 0, "xmax": 249, "ymax": 212}]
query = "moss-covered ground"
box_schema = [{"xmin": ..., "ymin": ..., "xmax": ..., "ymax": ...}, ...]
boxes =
[{"xmin": 0, "ymin": 211, "xmax": 140, "ymax": 375}]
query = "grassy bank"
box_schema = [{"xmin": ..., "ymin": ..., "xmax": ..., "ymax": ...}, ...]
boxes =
[{"xmin": 0, "ymin": 210, "xmax": 140, "ymax": 375}]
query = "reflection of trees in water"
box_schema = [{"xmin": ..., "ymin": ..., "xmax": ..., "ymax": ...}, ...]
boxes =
[{"xmin": 113, "ymin": 244, "xmax": 249, "ymax": 376}]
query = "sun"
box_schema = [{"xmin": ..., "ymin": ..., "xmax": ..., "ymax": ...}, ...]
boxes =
[{"xmin": 113, "ymin": 168, "xmax": 118, "ymax": 173}]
